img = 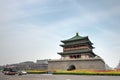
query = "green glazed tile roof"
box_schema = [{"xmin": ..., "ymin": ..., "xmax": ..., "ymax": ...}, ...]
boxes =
[
  {"xmin": 61, "ymin": 33, "xmax": 87, "ymax": 42},
  {"xmin": 68, "ymin": 33, "xmax": 83, "ymax": 40},
  {"xmin": 60, "ymin": 41, "xmax": 92, "ymax": 47},
  {"xmin": 58, "ymin": 49, "xmax": 96, "ymax": 56}
]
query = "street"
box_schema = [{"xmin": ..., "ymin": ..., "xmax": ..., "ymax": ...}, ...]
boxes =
[{"xmin": 0, "ymin": 72, "xmax": 120, "ymax": 80}]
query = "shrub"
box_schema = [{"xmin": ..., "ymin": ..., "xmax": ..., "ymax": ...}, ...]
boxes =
[
  {"xmin": 26, "ymin": 70, "xmax": 47, "ymax": 74},
  {"xmin": 53, "ymin": 70, "xmax": 120, "ymax": 76}
]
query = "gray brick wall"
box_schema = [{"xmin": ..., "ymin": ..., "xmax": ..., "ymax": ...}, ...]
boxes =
[{"xmin": 48, "ymin": 58, "xmax": 106, "ymax": 70}]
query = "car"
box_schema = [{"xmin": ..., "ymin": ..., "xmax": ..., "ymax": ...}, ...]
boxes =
[
  {"xmin": 18, "ymin": 70, "xmax": 27, "ymax": 75},
  {"xmin": 2, "ymin": 67, "xmax": 17, "ymax": 75},
  {"xmin": 4, "ymin": 71, "xmax": 17, "ymax": 75}
]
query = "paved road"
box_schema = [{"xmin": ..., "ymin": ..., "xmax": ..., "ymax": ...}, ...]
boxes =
[{"xmin": 0, "ymin": 72, "xmax": 120, "ymax": 80}]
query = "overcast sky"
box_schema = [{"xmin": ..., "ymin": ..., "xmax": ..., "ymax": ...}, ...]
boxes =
[{"xmin": 0, "ymin": 0, "xmax": 120, "ymax": 68}]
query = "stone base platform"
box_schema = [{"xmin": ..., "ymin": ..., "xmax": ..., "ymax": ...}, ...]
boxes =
[{"xmin": 48, "ymin": 58, "xmax": 105, "ymax": 70}]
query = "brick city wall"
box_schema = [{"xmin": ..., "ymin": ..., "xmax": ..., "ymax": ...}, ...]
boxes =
[{"xmin": 48, "ymin": 58, "xmax": 106, "ymax": 70}]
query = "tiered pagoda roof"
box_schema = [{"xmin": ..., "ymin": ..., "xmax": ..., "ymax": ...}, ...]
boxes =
[
  {"xmin": 58, "ymin": 49, "xmax": 96, "ymax": 56},
  {"xmin": 61, "ymin": 33, "xmax": 92, "ymax": 44},
  {"xmin": 58, "ymin": 33, "xmax": 96, "ymax": 57}
]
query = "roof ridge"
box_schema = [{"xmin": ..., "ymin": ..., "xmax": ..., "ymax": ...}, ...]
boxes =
[
  {"xmin": 61, "ymin": 33, "xmax": 88, "ymax": 43},
  {"xmin": 65, "ymin": 33, "xmax": 83, "ymax": 41}
]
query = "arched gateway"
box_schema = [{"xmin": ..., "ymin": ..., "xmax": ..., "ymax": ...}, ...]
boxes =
[
  {"xmin": 67, "ymin": 65, "xmax": 76, "ymax": 71},
  {"xmin": 48, "ymin": 33, "xmax": 106, "ymax": 70}
]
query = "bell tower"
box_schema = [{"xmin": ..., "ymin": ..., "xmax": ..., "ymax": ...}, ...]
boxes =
[{"xmin": 58, "ymin": 33, "xmax": 96, "ymax": 60}]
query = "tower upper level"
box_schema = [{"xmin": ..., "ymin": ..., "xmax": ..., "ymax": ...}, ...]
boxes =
[
  {"xmin": 58, "ymin": 33, "xmax": 96, "ymax": 60},
  {"xmin": 60, "ymin": 33, "xmax": 94, "ymax": 52}
]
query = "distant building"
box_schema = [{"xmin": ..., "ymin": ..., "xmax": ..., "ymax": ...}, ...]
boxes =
[
  {"xmin": 0, "ymin": 66, "xmax": 3, "ymax": 70},
  {"xmin": 7, "ymin": 60, "xmax": 48, "ymax": 70},
  {"xmin": 105, "ymin": 64, "xmax": 113, "ymax": 70},
  {"xmin": 36, "ymin": 59, "xmax": 48, "ymax": 64},
  {"xmin": 48, "ymin": 33, "xmax": 106, "ymax": 70},
  {"xmin": 115, "ymin": 60, "xmax": 120, "ymax": 70}
]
